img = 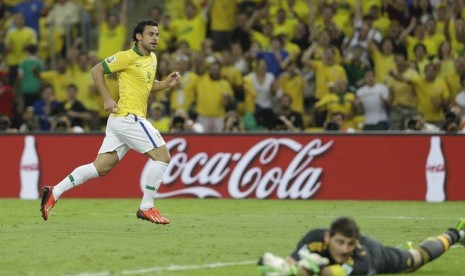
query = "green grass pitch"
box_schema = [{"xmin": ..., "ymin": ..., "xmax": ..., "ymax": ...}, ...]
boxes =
[{"xmin": 0, "ymin": 199, "xmax": 464, "ymax": 276}]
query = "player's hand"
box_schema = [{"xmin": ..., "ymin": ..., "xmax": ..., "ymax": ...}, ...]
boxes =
[
  {"xmin": 258, "ymin": 252, "xmax": 297, "ymax": 276},
  {"xmin": 104, "ymin": 98, "xmax": 119, "ymax": 113},
  {"xmin": 297, "ymin": 247, "xmax": 329, "ymax": 274},
  {"xmin": 166, "ymin": 71, "xmax": 181, "ymax": 87}
]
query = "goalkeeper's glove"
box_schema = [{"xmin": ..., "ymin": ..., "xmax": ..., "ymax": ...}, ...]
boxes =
[
  {"xmin": 297, "ymin": 247, "xmax": 330, "ymax": 274},
  {"xmin": 258, "ymin": 252, "xmax": 298, "ymax": 276}
]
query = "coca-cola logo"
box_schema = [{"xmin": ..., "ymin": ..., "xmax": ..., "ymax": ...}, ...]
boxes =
[
  {"xmin": 140, "ymin": 138, "xmax": 333, "ymax": 199},
  {"xmin": 426, "ymin": 165, "xmax": 445, "ymax": 172},
  {"xmin": 20, "ymin": 164, "xmax": 39, "ymax": 171}
]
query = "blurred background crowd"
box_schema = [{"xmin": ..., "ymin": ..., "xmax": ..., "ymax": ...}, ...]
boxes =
[{"xmin": 1, "ymin": 0, "xmax": 465, "ymax": 134}]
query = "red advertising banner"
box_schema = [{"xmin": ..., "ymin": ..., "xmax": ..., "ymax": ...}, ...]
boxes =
[{"xmin": 1, "ymin": 134, "xmax": 464, "ymax": 201}]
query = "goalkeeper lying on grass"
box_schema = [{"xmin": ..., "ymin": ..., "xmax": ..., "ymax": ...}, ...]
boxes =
[{"xmin": 258, "ymin": 216, "xmax": 465, "ymax": 275}]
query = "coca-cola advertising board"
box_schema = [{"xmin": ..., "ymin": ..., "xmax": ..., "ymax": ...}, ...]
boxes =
[{"xmin": 1, "ymin": 134, "xmax": 464, "ymax": 201}]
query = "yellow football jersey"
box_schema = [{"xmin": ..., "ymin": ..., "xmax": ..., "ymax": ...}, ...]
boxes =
[{"xmin": 102, "ymin": 45, "xmax": 157, "ymax": 118}]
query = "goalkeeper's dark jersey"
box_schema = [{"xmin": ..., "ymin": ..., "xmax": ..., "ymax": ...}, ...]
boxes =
[{"xmin": 290, "ymin": 228, "xmax": 414, "ymax": 275}]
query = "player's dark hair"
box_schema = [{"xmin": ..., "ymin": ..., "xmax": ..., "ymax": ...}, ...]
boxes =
[
  {"xmin": 132, "ymin": 19, "xmax": 158, "ymax": 42},
  {"xmin": 329, "ymin": 217, "xmax": 360, "ymax": 239}
]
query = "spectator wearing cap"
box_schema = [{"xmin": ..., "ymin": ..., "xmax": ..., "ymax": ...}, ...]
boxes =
[{"xmin": 149, "ymin": 102, "xmax": 170, "ymax": 133}]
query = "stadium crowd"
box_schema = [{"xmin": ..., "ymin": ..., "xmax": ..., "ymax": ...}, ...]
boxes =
[{"xmin": 1, "ymin": 0, "xmax": 465, "ymax": 134}]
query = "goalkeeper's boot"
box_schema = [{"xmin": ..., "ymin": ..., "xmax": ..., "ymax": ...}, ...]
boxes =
[
  {"xmin": 455, "ymin": 218, "xmax": 465, "ymax": 246},
  {"xmin": 137, "ymin": 207, "xmax": 170, "ymax": 225},
  {"xmin": 40, "ymin": 186, "xmax": 56, "ymax": 221}
]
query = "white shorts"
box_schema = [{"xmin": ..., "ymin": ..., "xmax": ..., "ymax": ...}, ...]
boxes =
[{"xmin": 98, "ymin": 114, "xmax": 166, "ymax": 159}]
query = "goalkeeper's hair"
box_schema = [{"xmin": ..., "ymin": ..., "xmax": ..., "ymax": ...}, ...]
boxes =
[
  {"xmin": 329, "ymin": 217, "xmax": 360, "ymax": 239},
  {"xmin": 132, "ymin": 19, "xmax": 158, "ymax": 42}
]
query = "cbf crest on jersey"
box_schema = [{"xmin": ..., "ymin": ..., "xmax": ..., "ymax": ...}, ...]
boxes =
[
  {"xmin": 106, "ymin": 55, "xmax": 116, "ymax": 64},
  {"xmin": 147, "ymin": 71, "xmax": 151, "ymax": 83}
]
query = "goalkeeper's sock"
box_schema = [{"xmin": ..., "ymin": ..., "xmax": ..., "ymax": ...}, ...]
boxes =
[
  {"xmin": 140, "ymin": 161, "xmax": 167, "ymax": 210},
  {"xmin": 416, "ymin": 229, "xmax": 459, "ymax": 265},
  {"xmin": 52, "ymin": 163, "xmax": 99, "ymax": 200}
]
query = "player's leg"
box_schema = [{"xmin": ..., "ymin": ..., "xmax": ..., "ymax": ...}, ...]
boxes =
[
  {"xmin": 141, "ymin": 145, "xmax": 170, "ymax": 208},
  {"xmin": 136, "ymin": 145, "xmax": 171, "ymax": 224},
  {"xmin": 408, "ymin": 220, "xmax": 465, "ymax": 269},
  {"xmin": 40, "ymin": 152, "xmax": 121, "ymax": 221},
  {"xmin": 122, "ymin": 115, "xmax": 171, "ymax": 224},
  {"xmin": 40, "ymin": 116, "xmax": 127, "ymax": 221}
]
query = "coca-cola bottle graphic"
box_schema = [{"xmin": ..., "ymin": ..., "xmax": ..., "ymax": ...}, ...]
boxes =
[
  {"xmin": 19, "ymin": 135, "xmax": 40, "ymax": 199},
  {"xmin": 425, "ymin": 136, "xmax": 446, "ymax": 202}
]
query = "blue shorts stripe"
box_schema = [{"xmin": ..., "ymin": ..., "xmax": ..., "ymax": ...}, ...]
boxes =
[{"xmin": 139, "ymin": 121, "xmax": 157, "ymax": 148}]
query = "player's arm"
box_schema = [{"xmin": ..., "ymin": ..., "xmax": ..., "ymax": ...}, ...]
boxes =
[
  {"xmin": 91, "ymin": 63, "xmax": 119, "ymax": 113},
  {"xmin": 151, "ymin": 72, "xmax": 181, "ymax": 92}
]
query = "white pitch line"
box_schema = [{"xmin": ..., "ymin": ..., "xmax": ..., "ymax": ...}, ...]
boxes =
[
  {"xmin": 67, "ymin": 260, "xmax": 256, "ymax": 276},
  {"xmin": 314, "ymin": 215, "xmax": 461, "ymax": 220}
]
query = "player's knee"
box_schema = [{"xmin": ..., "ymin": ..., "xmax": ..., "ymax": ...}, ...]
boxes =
[
  {"xmin": 159, "ymin": 153, "xmax": 171, "ymax": 164},
  {"xmin": 97, "ymin": 166, "xmax": 112, "ymax": 176}
]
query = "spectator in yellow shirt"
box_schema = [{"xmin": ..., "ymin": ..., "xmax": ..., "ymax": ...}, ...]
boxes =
[
  {"xmin": 209, "ymin": 0, "xmax": 237, "ymax": 51},
  {"xmin": 445, "ymin": 56, "xmax": 465, "ymax": 105},
  {"xmin": 4, "ymin": 12, "xmax": 37, "ymax": 85},
  {"xmin": 301, "ymin": 44, "xmax": 348, "ymax": 100},
  {"xmin": 385, "ymin": 53, "xmax": 418, "ymax": 131},
  {"xmin": 40, "ymin": 57, "xmax": 73, "ymax": 102},
  {"xmin": 368, "ymin": 38, "xmax": 396, "ymax": 84},
  {"xmin": 277, "ymin": 60, "xmax": 305, "ymax": 114},
  {"xmin": 221, "ymin": 48, "xmax": 244, "ymax": 103},
  {"xmin": 396, "ymin": 63, "xmax": 450, "ymax": 125},
  {"xmin": 170, "ymin": 1, "xmax": 211, "ymax": 52},
  {"xmin": 195, "ymin": 61, "xmax": 234, "ymax": 133},
  {"xmin": 149, "ymin": 101, "xmax": 170, "ymax": 133},
  {"xmin": 315, "ymin": 79, "xmax": 355, "ymax": 127},
  {"xmin": 96, "ymin": 0, "xmax": 128, "ymax": 60}
]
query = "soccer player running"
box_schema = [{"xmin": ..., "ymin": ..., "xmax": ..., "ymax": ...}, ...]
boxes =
[
  {"xmin": 259, "ymin": 216, "xmax": 465, "ymax": 275},
  {"xmin": 40, "ymin": 19, "xmax": 181, "ymax": 225}
]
